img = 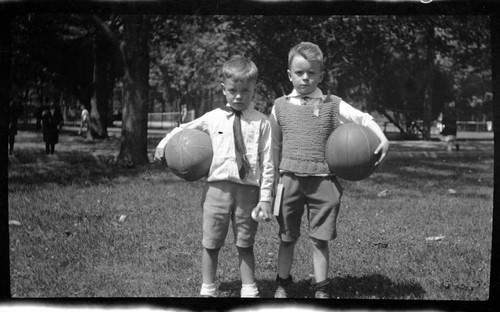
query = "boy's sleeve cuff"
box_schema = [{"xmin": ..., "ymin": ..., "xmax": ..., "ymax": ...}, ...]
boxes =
[{"xmin": 259, "ymin": 189, "xmax": 273, "ymax": 202}]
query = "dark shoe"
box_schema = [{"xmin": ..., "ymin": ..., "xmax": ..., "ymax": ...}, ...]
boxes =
[
  {"xmin": 313, "ymin": 279, "xmax": 330, "ymax": 299},
  {"xmin": 275, "ymin": 274, "xmax": 292, "ymax": 298}
]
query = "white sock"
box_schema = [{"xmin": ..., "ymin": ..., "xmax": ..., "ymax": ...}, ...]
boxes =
[
  {"xmin": 241, "ymin": 283, "xmax": 259, "ymax": 298},
  {"xmin": 200, "ymin": 283, "xmax": 216, "ymax": 297}
]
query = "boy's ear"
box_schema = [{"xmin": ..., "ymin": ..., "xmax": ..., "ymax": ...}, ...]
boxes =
[
  {"xmin": 221, "ymin": 83, "xmax": 226, "ymax": 95},
  {"xmin": 287, "ymin": 69, "xmax": 292, "ymax": 81}
]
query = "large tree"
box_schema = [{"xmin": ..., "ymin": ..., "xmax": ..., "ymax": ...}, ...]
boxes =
[
  {"xmin": 117, "ymin": 15, "xmax": 151, "ymax": 165},
  {"xmin": 94, "ymin": 14, "xmax": 151, "ymax": 165}
]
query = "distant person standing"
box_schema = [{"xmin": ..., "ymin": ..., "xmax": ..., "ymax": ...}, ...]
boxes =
[
  {"xmin": 181, "ymin": 104, "xmax": 188, "ymax": 123},
  {"xmin": 438, "ymin": 101, "xmax": 459, "ymax": 151},
  {"xmin": 8, "ymin": 97, "xmax": 24, "ymax": 155},
  {"xmin": 41, "ymin": 99, "xmax": 63, "ymax": 154},
  {"xmin": 78, "ymin": 105, "xmax": 90, "ymax": 135},
  {"xmin": 35, "ymin": 99, "xmax": 46, "ymax": 131}
]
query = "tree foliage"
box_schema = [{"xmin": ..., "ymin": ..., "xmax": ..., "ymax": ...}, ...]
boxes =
[{"xmin": 11, "ymin": 13, "xmax": 491, "ymax": 154}]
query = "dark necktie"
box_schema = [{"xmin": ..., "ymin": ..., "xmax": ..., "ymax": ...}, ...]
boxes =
[
  {"xmin": 301, "ymin": 96, "xmax": 310, "ymax": 105},
  {"xmin": 232, "ymin": 109, "xmax": 251, "ymax": 180}
]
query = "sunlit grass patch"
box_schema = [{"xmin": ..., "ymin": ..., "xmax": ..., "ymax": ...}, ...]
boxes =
[{"xmin": 8, "ymin": 142, "xmax": 493, "ymax": 299}]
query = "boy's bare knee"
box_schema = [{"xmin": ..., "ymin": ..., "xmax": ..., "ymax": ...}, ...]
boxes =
[
  {"xmin": 310, "ymin": 237, "xmax": 328, "ymax": 249},
  {"xmin": 205, "ymin": 247, "xmax": 221, "ymax": 255},
  {"xmin": 280, "ymin": 240, "xmax": 297, "ymax": 249},
  {"xmin": 236, "ymin": 245, "xmax": 254, "ymax": 254}
]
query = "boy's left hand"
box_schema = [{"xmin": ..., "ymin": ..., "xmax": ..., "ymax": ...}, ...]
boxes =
[
  {"xmin": 374, "ymin": 139, "xmax": 389, "ymax": 167},
  {"xmin": 252, "ymin": 201, "xmax": 272, "ymax": 222}
]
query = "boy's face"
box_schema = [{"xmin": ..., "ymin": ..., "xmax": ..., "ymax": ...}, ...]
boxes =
[
  {"xmin": 288, "ymin": 55, "xmax": 323, "ymax": 95},
  {"xmin": 221, "ymin": 78, "xmax": 256, "ymax": 111}
]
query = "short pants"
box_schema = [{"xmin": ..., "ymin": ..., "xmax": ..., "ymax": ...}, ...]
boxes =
[
  {"xmin": 201, "ymin": 181, "xmax": 259, "ymax": 249},
  {"xmin": 277, "ymin": 172, "xmax": 342, "ymax": 242}
]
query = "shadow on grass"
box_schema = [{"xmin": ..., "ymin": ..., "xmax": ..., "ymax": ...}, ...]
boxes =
[
  {"xmin": 371, "ymin": 156, "xmax": 493, "ymax": 189},
  {"xmin": 220, "ymin": 274, "xmax": 425, "ymax": 299},
  {"xmin": 8, "ymin": 148, "xmax": 177, "ymax": 188},
  {"xmin": 330, "ymin": 274, "xmax": 426, "ymax": 299}
]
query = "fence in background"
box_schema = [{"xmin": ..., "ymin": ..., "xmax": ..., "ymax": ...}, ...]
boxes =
[{"xmin": 457, "ymin": 121, "xmax": 492, "ymax": 132}]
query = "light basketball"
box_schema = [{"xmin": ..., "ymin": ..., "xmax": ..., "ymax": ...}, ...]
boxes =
[
  {"xmin": 164, "ymin": 129, "xmax": 213, "ymax": 181},
  {"xmin": 325, "ymin": 123, "xmax": 380, "ymax": 181}
]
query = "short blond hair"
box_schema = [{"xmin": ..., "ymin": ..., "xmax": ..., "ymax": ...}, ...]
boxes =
[
  {"xmin": 222, "ymin": 55, "xmax": 258, "ymax": 82},
  {"xmin": 288, "ymin": 42, "xmax": 324, "ymax": 70}
]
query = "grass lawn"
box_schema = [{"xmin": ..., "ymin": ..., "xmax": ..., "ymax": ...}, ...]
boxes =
[{"xmin": 7, "ymin": 132, "xmax": 493, "ymax": 300}]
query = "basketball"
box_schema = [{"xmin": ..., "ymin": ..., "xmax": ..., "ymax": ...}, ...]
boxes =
[
  {"xmin": 164, "ymin": 129, "xmax": 213, "ymax": 181},
  {"xmin": 325, "ymin": 123, "xmax": 381, "ymax": 181}
]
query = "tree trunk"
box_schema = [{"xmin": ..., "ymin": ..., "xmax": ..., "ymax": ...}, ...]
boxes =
[
  {"xmin": 423, "ymin": 78, "xmax": 433, "ymax": 140},
  {"xmin": 89, "ymin": 34, "xmax": 111, "ymax": 140},
  {"xmin": 117, "ymin": 15, "xmax": 150, "ymax": 166}
]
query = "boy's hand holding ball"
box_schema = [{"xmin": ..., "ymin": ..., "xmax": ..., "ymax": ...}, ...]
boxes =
[
  {"xmin": 251, "ymin": 209, "xmax": 266, "ymax": 222},
  {"xmin": 252, "ymin": 201, "xmax": 272, "ymax": 222}
]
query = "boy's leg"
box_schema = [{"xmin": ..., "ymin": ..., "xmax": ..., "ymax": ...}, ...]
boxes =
[
  {"xmin": 275, "ymin": 173, "xmax": 306, "ymax": 298},
  {"xmin": 202, "ymin": 247, "xmax": 220, "ymax": 284},
  {"xmin": 311, "ymin": 237, "xmax": 330, "ymax": 298},
  {"xmin": 201, "ymin": 247, "xmax": 220, "ymax": 297},
  {"xmin": 233, "ymin": 184, "xmax": 260, "ymax": 297},
  {"xmin": 274, "ymin": 240, "xmax": 296, "ymax": 298},
  {"xmin": 277, "ymin": 173, "xmax": 305, "ymax": 278},
  {"xmin": 201, "ymin": 182, "xmax": 233, "ymax": 297},
  {"xmin": 310, "ymin": 237, "xmax": 328, "ymax": 284},
  {"xmin": 277, "ymin": 240, "xmax": 296, "ymax": 279},
  {"xmin": 45, "ymin": 143, "xmax": 50, "ymax": 154},
  {"xmin": 304, "ymin": 176, "xmax": 342, "ymax": 298},
  {"xmin": 237, "ymin": 246, "xmax": 255, "ymax": 285},
  {"xmin": 238, "ymin": 246, "xmax": 259, "ymax": 297}
]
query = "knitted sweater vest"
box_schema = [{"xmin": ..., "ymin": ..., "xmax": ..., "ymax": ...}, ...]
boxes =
[{"xmin": 274, "ymin": 95, "xmax": 341, "ymax": 175}]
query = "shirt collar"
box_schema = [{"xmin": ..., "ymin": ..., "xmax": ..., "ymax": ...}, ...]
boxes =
[
  {"xmin": 289, "ymin": 88, "xmax": 324, "ymax": 99},
  {"xmin": 223, "ymin": 103, "xmax": 254, "ymax": 119}
]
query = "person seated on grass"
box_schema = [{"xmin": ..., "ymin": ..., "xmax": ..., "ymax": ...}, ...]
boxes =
[
  {"xmin": 154, "ymin": 55, "xmax": 274, "ymax": 298},
  {"xmin": 270, "ymin": 42, "xmax": 389, "ymax": 298}
]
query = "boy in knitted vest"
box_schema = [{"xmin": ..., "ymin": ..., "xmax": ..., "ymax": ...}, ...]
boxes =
[
  {"xmin": 155, "ymin": 56, "xmax": 274, "ymax": 297},
  {"xmin": 270, "ymin": 42, "xmax": 389, "ymax": 298}
]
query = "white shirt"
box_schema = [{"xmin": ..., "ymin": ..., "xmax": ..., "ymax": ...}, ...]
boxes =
[
  {"xmin": 156, "ymin": 104, "xmax": 274, "ymax": 202},
  {"xmin": 81, "ymin": 109, "xmax": 89, "ymax": 121}
]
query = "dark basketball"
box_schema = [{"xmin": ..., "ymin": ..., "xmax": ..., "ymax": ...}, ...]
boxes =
[
  {"xmin": 164, "ymin": 129, "xmax": 213, "ymax": 181},
  {"xmin": 325, "ymin": 123, "xmax": 380, "ymax": 181}
]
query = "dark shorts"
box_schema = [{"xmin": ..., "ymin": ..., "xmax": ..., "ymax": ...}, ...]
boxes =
[{"xmin": 277, "ymin": 172, "xmax": 342, "ymax": 242}]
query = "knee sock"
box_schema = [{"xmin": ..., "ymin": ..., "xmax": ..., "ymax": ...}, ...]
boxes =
[
  {"xmin": 241, "ymin": 283, "xmax": 259, "ymax": 298},
  {"xmin": 200, "ymin": 283, "xmax": 216, "ymax": 297}
]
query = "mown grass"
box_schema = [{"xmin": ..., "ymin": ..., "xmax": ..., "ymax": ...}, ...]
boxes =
[{"xmin": 7, "ymin": 134, "xmax": 493, "ymax": 300}]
